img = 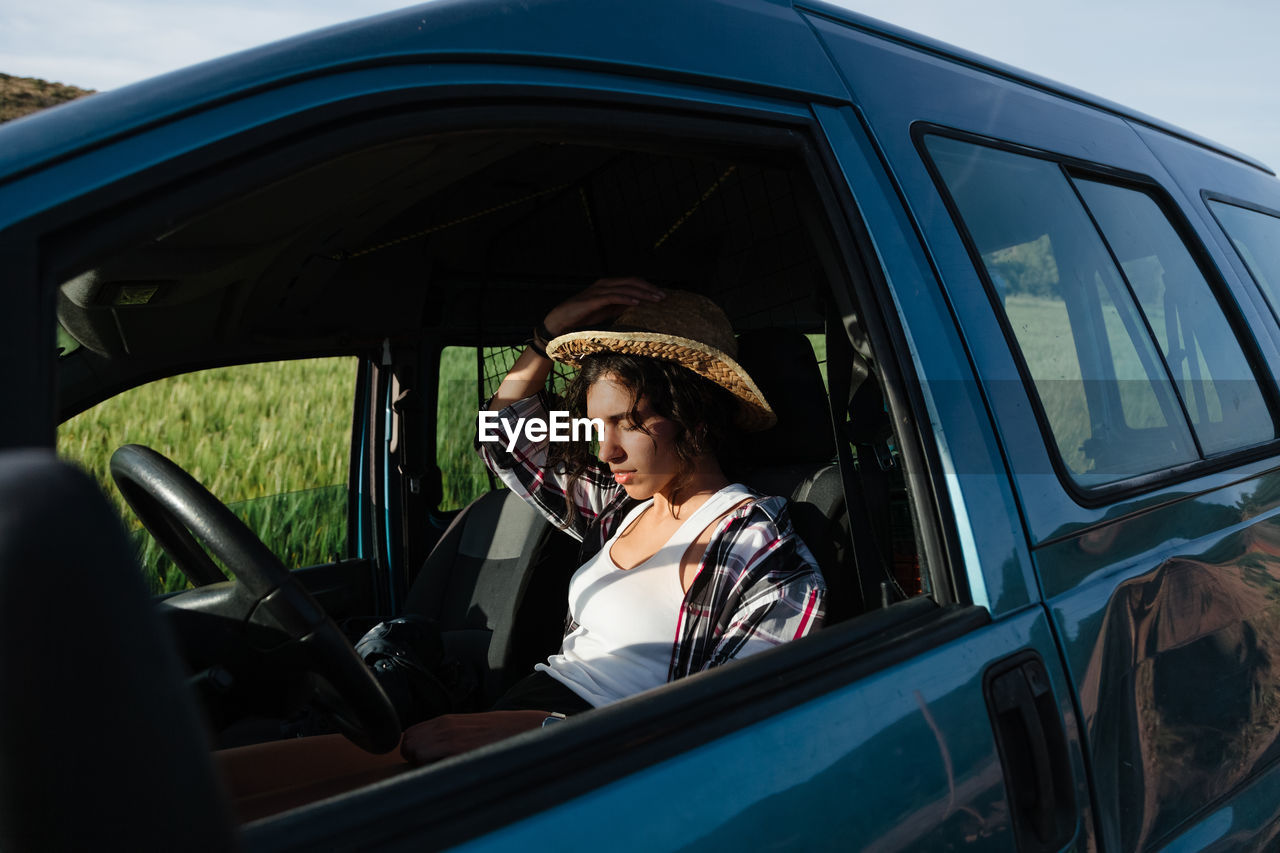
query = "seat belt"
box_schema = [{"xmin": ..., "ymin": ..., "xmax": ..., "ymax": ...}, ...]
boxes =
[{"xmin": 825, "ymin": 313, "xmax": 902, "ymax": 610}]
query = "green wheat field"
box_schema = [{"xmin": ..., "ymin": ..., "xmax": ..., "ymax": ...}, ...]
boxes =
[{"xmin": 58, "ymin": 350, "xmax": 491, "ymax": 594}]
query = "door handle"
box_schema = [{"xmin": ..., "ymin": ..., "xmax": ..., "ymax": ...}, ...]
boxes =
[{"xmin": 985, "ymin": 652, "xmax": 1075, "ymax": 851}]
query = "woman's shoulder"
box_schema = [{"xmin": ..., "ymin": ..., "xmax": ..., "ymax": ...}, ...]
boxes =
[
  {"xmin": 720, "ymin": 486, "xmax": 792, "ymax": 527},
  {"xmin": 716, "ymin": 489, "xmax": 814, "ymax": 568}
]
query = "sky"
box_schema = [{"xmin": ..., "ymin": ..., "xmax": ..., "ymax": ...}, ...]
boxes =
[{"xmin": 2, "ymin": 0, "xmax": 1277, "ymax": 168}]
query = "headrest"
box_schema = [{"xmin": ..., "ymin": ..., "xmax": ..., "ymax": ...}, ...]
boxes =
[{"xmin": 734, "ymin": 328, "xmax": 836, "ymax": 466}]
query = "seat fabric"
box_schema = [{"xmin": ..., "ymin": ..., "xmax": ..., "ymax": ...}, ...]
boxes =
[
  {"xmin": 735, "ymin": 328, "xmax": 857, "ymax": 622},
  {"xmin": 404, "ymin": 488, "xmax": 577, "ymax": 705}
]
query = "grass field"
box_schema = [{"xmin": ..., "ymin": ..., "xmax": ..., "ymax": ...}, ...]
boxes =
[
  {"xmin": 58, "ymin": 357, "xmax": 357, "ymax": 593},
  {"xmin": 437, "ymin": 346, "xmax": 508, "ymax": 511}
]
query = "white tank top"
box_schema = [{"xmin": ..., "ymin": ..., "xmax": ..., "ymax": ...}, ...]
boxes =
[{"xmin": 537, "ymin": 483, "xmax": 755, "ymax": 707}]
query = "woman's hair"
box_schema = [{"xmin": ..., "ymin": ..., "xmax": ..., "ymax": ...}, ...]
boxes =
[{"xmin": 548, "ymin": 351, "xmax": 741, "ymax": 504}]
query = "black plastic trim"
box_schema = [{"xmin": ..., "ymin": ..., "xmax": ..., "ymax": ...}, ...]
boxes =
[
  {"xmin": 0, "ymin": 238, "xmax": 52, "ymax": 448},
  {"xmin": 982, "ymin": 649, "xmax": 1076, "ymax": 852}
]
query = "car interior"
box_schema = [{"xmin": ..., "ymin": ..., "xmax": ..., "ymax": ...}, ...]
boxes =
[{"xmin": 34, "ymin": 113, "xmax": 944, "ymax": 832}]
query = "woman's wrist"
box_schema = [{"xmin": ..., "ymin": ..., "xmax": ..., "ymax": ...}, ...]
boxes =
[{"xmin": 529, "ymin": 320, "xmax": 555, "ymax": 358}]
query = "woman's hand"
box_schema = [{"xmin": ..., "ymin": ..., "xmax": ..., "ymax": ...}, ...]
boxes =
[
  {"xmin": 399, "ymin": 710, "xmax": 551, "ymax": 766},
  {"xmin": 543, "ymin": 277, "xmax": 666, "ymax": 338},
  {"xmin": 486, "ymin": 277, "xmax": 665, "ymax": 411}
]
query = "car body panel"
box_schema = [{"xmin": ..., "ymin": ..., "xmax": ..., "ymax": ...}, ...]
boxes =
[
  {"xmin": 803, "ymin": 12, "xmax": 1280, "ymax": 545},
  {"xmin": 805, "ymin": 9, "xmax": 1280, "ymax": 851},
  {"xmin": 0, "ymin": 63, "xmax": 816, "ymax": 239},
  {"xmin": 301, "ymin": 608, "xmax": 1085, "ymax": 853},
  {"xmin": 1159, "ymin": 758, "xmax": 1280, "ymax": 852},
  {"xmin": 1043, "ymin": 468, "xmax": 1280, "ymax": 848},
  {"xmin": 797, "ymin": 1, "xmax": 1270, "ymax": 175}
]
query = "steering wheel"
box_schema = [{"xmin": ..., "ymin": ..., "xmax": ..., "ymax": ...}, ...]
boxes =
[{"xmin": 109, "ymin": 444, "xmax": 401, "ymax": 754}]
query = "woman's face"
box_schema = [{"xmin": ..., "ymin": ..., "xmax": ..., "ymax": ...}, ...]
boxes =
[{"xmin": 586, "ymin": 373, "xmax": 682, "ymax": 501}]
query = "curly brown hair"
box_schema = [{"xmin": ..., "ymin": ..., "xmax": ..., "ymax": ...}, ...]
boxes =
[{"xmin": 547, "ymin": 351, "xmax": 742, "ymax": 506}]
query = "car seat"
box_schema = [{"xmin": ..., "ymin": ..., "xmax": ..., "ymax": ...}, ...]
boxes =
[
  {"xmin": 0, "ymin": 450, "xmax": 237, "ymax": 851},
  {"xmin": 734, "ymin": 328, "xmax": 856, "ymax": 622},
  {"xmin": 401, "ymin": 488, "xmax": 579, "ymax": 706}
]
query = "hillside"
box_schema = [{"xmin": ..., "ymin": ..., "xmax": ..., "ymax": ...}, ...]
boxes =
[{"xmin": 0, "ymin": 73, "xmax": 94, "ymax": 123}]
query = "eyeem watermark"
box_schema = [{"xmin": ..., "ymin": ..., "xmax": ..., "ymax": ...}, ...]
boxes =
[{"xmin": 478, "ymin": 411, "xmax": 603, "ymax": 451}]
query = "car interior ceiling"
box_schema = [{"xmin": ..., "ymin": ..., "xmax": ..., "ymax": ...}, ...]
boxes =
[
  {"xmin": 58, "ymin": 133, "xmax": 825, "ymax": 369},
  {"xmin": 54, "ymin": 127, "xmax": 927, "ymax": 637}
]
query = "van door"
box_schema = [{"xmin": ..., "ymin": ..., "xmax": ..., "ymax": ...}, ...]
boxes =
[{"xmin": 805, "ymin": 12, "xmax": 1280, "ymax": 849}]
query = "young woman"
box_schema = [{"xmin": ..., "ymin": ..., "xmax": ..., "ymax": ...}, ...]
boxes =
[
  {"xmin": 218, "ymin": 279, "xmax": 824, "ymax": 812},
  {"xmin": 400, "ymin": 278, "xmax": 825, "ymax": 761}
]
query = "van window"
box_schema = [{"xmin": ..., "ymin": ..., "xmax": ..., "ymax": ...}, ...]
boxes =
[
  {"xmin": 58, "ymin": 357, "xmax": 357, "ymax": 593},
  {"xmin": 1209, "ymin": 201, "xmax": 1280, "ymax": 326},
  {"xmin": 925, "ymin": 136, "xmax": 1195, "ymax": 483},
  {"xmin": 1076, "ymin": 181, "xmax": 1272, "ymax": 455},
  {"xmin": 925, "ymin": 135, "xmax": 1273, "ymax": 487}
]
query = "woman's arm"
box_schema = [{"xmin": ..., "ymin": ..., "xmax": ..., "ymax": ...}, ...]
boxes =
[
  {"xmin": 487, "ymin": 277, "xmax": 666, "ymax": 413},
  {"xmin": 400, "ymin": 710, "xmax": 551, "ymax": 766},
  {"xmin": 479, "ymin": 278, "xmax": 666, "ymax": 537},
  {"xmin": 478, "ymin": 394, "xmax": 616, "ymax": 540},
  {"xmin": 670, "ymin": 497, "xmax": 826, "ymax": 677}
]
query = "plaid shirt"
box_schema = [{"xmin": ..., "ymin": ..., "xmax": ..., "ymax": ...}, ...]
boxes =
[{"xmin": 478, "ymin": 393, "xmax": 825, "ymax": 681}]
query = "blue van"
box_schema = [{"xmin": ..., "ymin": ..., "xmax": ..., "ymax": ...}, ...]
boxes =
[{"xmin": 3, "ymin": 1, "xmax": 1280, "ymax": 849}]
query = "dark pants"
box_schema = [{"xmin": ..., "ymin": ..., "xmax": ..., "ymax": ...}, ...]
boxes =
[{"xmin": 489, "ymin": 671, "xmax": 593, "ymax": 715}]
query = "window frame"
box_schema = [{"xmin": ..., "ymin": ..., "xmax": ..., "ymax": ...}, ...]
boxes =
[
  {"xmin": 914, "ymin": 123, "xmax": 1280, "ymax": 506},
  {"xmin": 34, "ymin": 89, "xmax": 964, "ymax": 610}
]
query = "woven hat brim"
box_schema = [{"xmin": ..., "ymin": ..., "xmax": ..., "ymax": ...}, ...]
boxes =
[{"xmin": 546, "ymin": 330, "xmax": 777, "ymax": 431}]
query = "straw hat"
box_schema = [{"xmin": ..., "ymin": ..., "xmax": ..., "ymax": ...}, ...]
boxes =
[{"xmin": 545, "ymin": 289, "xmax": 777, "ymax": 431}]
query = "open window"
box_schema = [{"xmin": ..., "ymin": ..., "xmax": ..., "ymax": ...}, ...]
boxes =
[
  {"xmin": 46, "ymin": 100, "xmax": 966, "ymax": 832},
  {"xmin": 57, "ymin": 357, "xmax": 359, "ymax": 593}
]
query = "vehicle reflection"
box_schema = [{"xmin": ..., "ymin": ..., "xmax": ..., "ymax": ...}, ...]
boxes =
[{"xmin": 1079, "ymin": 481, "xmax": 1280, "ymax": 850}]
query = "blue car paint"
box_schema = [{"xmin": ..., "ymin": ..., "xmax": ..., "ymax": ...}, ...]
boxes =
[
  {"xmin": 5, "ymin": 0, "xmax": 1280, "ymax": 848},
  {"xmin": 0, "ymin": 62, "xmax": 825, "ymax": 239},
  {"xmin": 0, "ymin": 0, "xmax": 846, "ymax": 185},
  {"xmin": 808, "ymin": 9, "xmax": 1280, "ymax": 850},
  {"xmin": 1043, "ymin": 469, "xmax": 1280, "ymax": 849},
  {"xmin": 453, "ymin": 608, "xmax": 1088, "ymax": 853}
]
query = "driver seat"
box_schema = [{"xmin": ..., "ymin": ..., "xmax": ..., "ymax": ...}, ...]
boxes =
[
  {"xmin": 403, "ymin": 489, "xmax": 579, "ymax": 706},
  {"xmin": 0, "ymin": 450, "xmax": 237, "ymax": 850}
]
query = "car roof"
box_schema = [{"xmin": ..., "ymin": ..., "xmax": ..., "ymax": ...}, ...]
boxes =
[
  {"xmin": 0, "ymin": 0, "xmax": 849, "ymax": 186},
  {"xmin": 0, "ymin": 0, "xmax": 1269, "ymax": 187},
  {"xmin": 799, "ymin": 0, "xmax": 1271, "ymax": 174}
]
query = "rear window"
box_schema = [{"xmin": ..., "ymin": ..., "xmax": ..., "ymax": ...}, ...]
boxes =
[
  {"xmin": 924, "ymin": 135, "xmax": 1273, "ymax": 488},
  {"xmin": 1209, "ymin": 200, "xmax": 1280, "ymax": 327}
]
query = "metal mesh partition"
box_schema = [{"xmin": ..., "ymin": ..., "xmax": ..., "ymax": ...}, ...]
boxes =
[
  {"xmin": 456, "ymin": 146, "xmax": 829, "ymax": 402},
  {"xmin": 478, "ymin": 346, "xmax": 573, "ymax": 406}
]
